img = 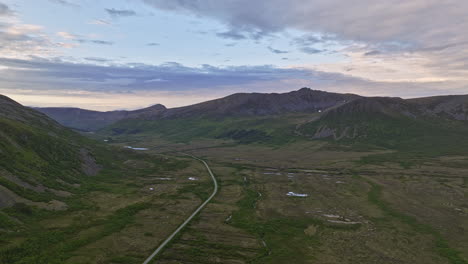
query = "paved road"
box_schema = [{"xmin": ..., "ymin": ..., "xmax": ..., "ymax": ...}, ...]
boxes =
[{"xmin": 142, "ymin": 154, "xmax": 218, "ymax": 264}]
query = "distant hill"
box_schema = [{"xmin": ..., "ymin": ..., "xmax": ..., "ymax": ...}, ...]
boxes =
[
  {"xmin": 408, "ymin": 94, "xmax": 468, "ymax": 120},
  {"xmin": 159, "ymin": 88, "xmax": 359, "ymax": 118},
  {"xmin": 297, "ymin": 95, "xmax": 468, "ymax": 157},
  {"xmin": 36, "ymin": 88, "xmax": 359, "ymax": 131},
  {"xmin": 36, "ymin": 104, "xmax": 167, "ymax": 131},
  {"xmin": 35, "ymin": 88, "xmax": 468, "ymax": 154}
]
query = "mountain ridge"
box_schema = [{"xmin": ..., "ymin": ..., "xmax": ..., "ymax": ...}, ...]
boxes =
[
  {"xmin": 29, "ymin": 88, "xmax": 468, "ymax": 150},
  {"xmin": 35, "ymin": 88, "xmax": 360, "ymax": 131}
]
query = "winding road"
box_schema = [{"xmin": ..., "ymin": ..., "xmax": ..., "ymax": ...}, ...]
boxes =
[{"xmin": 142, "ymin": 154, "xmax": 218, "ymax": 264}]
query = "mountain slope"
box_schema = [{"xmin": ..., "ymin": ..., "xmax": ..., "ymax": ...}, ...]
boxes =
[
  {"xmin": 299, "ymin": 96, "xmax": 468, "ymax": 156},
  {"xmin": 37, "ymin": 88, "xmax": 359, "ymax": 131},
  {"xmin": 36, "ymin": 89, "xmax": 468, "ymax": 155},
  {"xmin": 0, "ymin": 95, "xmax": 202, "ymax": 264},
  {"xmin": 159, "ymin": 88, "xmax": 358, "ymax": 118},
  {"xmin": 0, "ymin": 95, "xmax": 101, "ymax": 211},
  {"xmin": 408, "ymin": 94, "xmax": 468, "ymax": 120},
  {"xmin": 36, "ymin": 104, "xmax": 167, "ymax": 131}
]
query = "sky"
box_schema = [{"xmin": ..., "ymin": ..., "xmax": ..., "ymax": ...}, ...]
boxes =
[{"xmin": 1, "ymin": 0, "xmax": 467, "ymax": 110}]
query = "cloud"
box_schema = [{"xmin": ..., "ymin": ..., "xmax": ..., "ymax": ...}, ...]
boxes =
[
  {"xmin": 57, "ymin": 31, "xmax": 76, "ymax": 39},
  {"xmin": 105, "ymin": 8, "xmax": 137, "ymax": 17},
  {"xmin": 364, "ymin": 50, "xmax": 381, "ymax": 56},
  {"xmin": 216, "ymin": 28, "xmax": 268, "ymax": 40},
  {"xmin": 48, "ymin": 0, "xmax": 79, "ymax": 7},
  {"xmin": 141, "ymin": 0, "xmax": 467, "ymax": 46},
  {"xmin": 216, "ymin": 30, "xmax": 246, "ymax": 40},
  {"xmin": 292, "ymin": 35, "xmax": 324, "ymax": 46},
  {"xmin": 142, "ymin": 0, "xmax": 468, "ymax": 86},
  {"xmin": 88, "ymin": 19, "xmax": 112, "ymax": 26},
  {"xmin": 0, "ymin": 19, "xmax": 56, "ymax": 58},
  {"xmin": 84, "ymin": 57, "xmax": 112, "ymax": 63},
  {"xmin": 57, "ymin": 31, "xmax": 114, "ymax": 45},
  {"xmin": 0, "ymin": 56, "xmax": 331, "ymax": 109},
  {"xmin": 300, "ymin": 47, "xmax": 325, "ymax": 54},
  {"xmin": 3, "ymin": 55, "xmax": 468, "ymax": 111},
  {"xmin": 268, "ymin": 46, "xmax": 288, "ymax": 54},
  {"xmin": 0, "ymin": 57, "xmax": 315, "ymax": 91},
  {"xmin": 88, "ymin": 40, "xmax": 114, "ymax": 45},
  {"xmin": 0, "ymin": 2, "xmax": 12, "ymax": 16}
]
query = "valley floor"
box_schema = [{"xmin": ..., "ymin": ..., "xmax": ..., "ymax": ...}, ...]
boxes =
[
  {"xmin": 112, "ymin": 137, "xmax": 468, "ymax": 264},
  {"xmin": 2, "ymin": 138, "xmax": 467, "ymax": 264}
]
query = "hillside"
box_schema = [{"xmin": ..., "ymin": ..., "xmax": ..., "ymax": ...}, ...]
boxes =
[
  {"xmin": 0, "ymin": 95, "xmax": 208, "ymax": 263},
  {"xmin": 159, "ymin": 88, "xmax": 359, "ymax": 118},
  {"xmin": 36, "ymin": 104, "xmax": 167, "ymax": 131},
  {"xmin": 408, "ymin": 94, "xmax": 468, "ymax": 120},
  {"xmin": 0, "ymin": 95, "xmax": 101, "ymax": 211},
  {"xmin": 37, "ymin": 88, "xmax": 359, "ymax": 131},
  {"xmin": 3, "ymin": 94, "xmax": 468, "ymax": 264},
  {"xmin": 36, "ymin": 88, "xmax": 468, "ymax": 155}
]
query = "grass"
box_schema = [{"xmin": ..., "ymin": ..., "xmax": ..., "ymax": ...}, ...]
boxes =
[
  {"xmin": 364, "ymin": 177, "xmax": 467, "ymax": 264},
  {"xmin": 0, "ymin": 128, "xmax": 200, "ymax": 264},
  {"xmin": 228, "ymin": 175, "xmax": 361, "ymax": 263},
  {"xmin": 101, "ymin": 114, "xmax": 305, "ymax": 146},
  {"xmin": 177, "ymin": 181, "xmax": 213, "ymax": 201},
  {"xmin": 0, "ymin": 202, "xmax": 151, "ymax": 264},
  {"xmin": 3, "ymin": 99, "xmax": 468, "ymax": 264}
]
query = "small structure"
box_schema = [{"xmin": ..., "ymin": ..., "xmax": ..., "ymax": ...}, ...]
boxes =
[
  {"xmin": 149, "ymin": 187, "xmax": 154, "ymax": 191},
  {"xmin": 124, "ymin": 146, "xmax": 149, "ymax": 151},
  {"xmin": 286, "ymin": 191, "xmax": 308, "ymax": 197}
]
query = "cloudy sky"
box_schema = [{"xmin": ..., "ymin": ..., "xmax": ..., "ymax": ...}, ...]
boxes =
[{"xmin": 1, "ymin": 0, "xmax": 467, "ymax": 110}]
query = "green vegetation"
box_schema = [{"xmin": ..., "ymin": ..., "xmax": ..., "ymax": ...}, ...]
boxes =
[
  {"xmin": 0, "ymin": 104, "xmax": 199, "ymax": 263},
  {"xmin": 0, "ymin": 145, "xmax": 197, "ymax": 263},
  {"xmin": 228, "ymin": 174, "xmax": 360, "ymax": 263},
  {"xmin": 365, "ymin": 178, "xmax": 467, "ymax": 264},
  {"xmin": 3, "ymin": 93, "xmax": 468, "ymax": 263},
  {"xmin": 0, "ymin": 118, "xmax": 83, "ymax": 194},
  {"xmin": 101, "ymin": 115, "xmax": 306, "ymax": 145},
  {"xmin": 0, "ymin": 202, "xmax": 150, "ymax": 264}
]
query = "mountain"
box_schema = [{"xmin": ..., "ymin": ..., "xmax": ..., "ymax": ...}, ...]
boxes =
[
  {"xmin": 36, "ymin": 88, "xmax": 468, "ymax": 155},
  {"xmin": 0, "ymin": 95, "xmax": 197, "ymax": 264},
  {"xmin": 36, "ymin": 104, "xmax": 167, "ymax": 131},
  {"xmin": 408, "ymin": 94, "xmax": 468, "ymax": 120},
  {"xmin": 0, "ymin": 95, "xmax": 100, "ymax": 211},
  {"xmin": 36, "ymin": 88, "xmax": 359, "ymax": 131},
  {"xmin": 297, "ymin": 95, "xmax": 468, "ymax": 158},
  {"xmin": 158, "ymin": 88, "xmax": 359, "ymax": 118}
]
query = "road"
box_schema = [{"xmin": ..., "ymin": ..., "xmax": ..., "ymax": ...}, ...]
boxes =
[{"xmin": 142, "ymin": 154, "xmax": 218, "ymax": 264}]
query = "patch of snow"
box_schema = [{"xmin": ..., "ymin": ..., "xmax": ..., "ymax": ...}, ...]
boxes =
[
  {"xmin": 286, "ymin": 191, "xmax": 308, "ymax": 197},
  {"xmin": 103, "ymin": 139, "xmax": 109, "ymax": 142},
  {"xmin": 154, "ymin": 177, "xmax": 172, "ymax": 180},
  {"xmin": 149, "ymin": 187, "xmax": 154, "ymax": 191},
  {"xmin": 188, "ymin": 177, "xmax": 198, "ymax": 181}
]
